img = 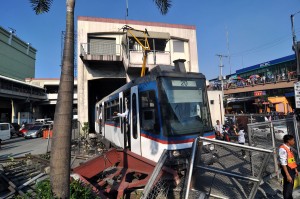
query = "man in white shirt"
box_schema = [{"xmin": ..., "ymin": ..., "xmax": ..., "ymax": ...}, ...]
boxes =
[
  {"xmin": 279, "ymin": 134, "xmax": 298, "ymax": 199},
  {"xmin": 235, "ymin": 126, "xmax": 246, "ymax": 158},
  {"xmin": 214, "ymin": 120, "xmax": 223, "ymax": 139},
  {"xmin": 114, "ymin": 98, "xmax": 130, "ymax": 148}
]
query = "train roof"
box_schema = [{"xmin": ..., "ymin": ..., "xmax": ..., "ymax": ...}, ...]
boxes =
[{"xmin": 97, "ymin": 64, "xmax": 206, "ymax": 103}]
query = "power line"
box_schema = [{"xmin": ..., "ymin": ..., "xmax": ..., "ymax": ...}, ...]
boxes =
[{"xmin": 230, "ymin": 29, "xmax": 300, "ymax": 57}]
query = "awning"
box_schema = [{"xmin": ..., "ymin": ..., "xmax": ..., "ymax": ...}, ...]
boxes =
[{"xmin": 126, "ymin": 30, "xmax": 170, "ymax": 40}]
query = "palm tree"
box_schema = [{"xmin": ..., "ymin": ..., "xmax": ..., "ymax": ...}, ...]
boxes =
[{"xmin": 30, "ymin": 0, "xmax": 171, "ymax": 198}]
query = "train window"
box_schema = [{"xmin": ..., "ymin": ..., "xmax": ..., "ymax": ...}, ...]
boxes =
[
  {"xmin": 132, "ymin": 93, "xmax": 138, "ymax": 139},
  {"xmin": 105, "ymin": 100, "xmax": 120, "ymax": 123},
  {"xmin": 139, "ymin": 90, "xmax": 159, "ymax": 134},
  {"xmin": 159, "ymin": 77, "xmax": 213, "ymax": 136}
]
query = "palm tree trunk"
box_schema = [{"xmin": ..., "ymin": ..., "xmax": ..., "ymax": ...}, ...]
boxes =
[{"xmin": 50, "ymin": 0, "xmax": 75, "ymax": 198}]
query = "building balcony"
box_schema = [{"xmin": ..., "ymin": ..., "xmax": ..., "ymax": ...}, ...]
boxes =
[
  {"xmin": 124, "ymin": 50, "xmax": 171, "ymax": 73},
  {"xmin": 80, "ymin": 43, "xmax": 122, "ymax": 62}
]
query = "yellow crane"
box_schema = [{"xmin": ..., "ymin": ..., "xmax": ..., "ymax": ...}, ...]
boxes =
[{"xmin": 122, "ymin": 25, "xmax": 150, "ymax": 77}]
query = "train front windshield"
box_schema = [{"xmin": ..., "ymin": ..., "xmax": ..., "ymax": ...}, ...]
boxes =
[{"xmin": 159, "ymin": 77, "xmax": 213, "ymax": 136}]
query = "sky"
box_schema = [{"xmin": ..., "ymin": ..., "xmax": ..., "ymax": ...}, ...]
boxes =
[{"xmin": 1, "ymin": 0, "xmax": 300, "ymax": 80}]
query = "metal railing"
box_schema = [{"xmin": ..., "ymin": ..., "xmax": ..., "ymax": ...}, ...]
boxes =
[
  {"xmin": 185, "ymin": 137, "xmax": 272, "ymax": 199},
  {"xmin": 80, "ymin": 43, "xmax": 122, "ymax": 56},
  {"xmin": 127, "ymin": 49, "xmax": 171, "ymax": 66}
]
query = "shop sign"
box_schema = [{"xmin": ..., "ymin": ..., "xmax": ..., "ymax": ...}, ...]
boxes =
[
  {"xmin": 254, "ymin": 91, "xmax": 266, "ymax": 96},
  {"xmin": 260, "ymin": 62, "xmax": 270, "ymax": 67},
  {"xmin": 294, "ymin": 82, "xmax": 300, "ymax": 108}
]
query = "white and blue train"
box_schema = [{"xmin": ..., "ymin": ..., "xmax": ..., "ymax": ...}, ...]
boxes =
[{"xmin": 95, "ymin": 61, "xmax": 215, "ymax": 162}]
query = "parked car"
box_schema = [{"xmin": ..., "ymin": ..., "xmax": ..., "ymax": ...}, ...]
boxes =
[
  {"xmin": 24, "ymin": 124, "xmax": 50, "ymax": 139},
  {"xmin": 18, "ymin": 123, "xmax": 35, "ymax": 137},
  {"xmin": 10, "ymin": 124, "xmax": 16, "ymax": 137},
  {"xmin": 11, "ymin": 123, "xmax": 20, "ymax": 131},
  {"xmin": 273, "ymin": 125, "xmax": 288, "ymax": 140},
  {"xmin": 252, "ymin": 125, "xmax": 287, "ymax": 140},
  {"xmin": 0, "ymin": 123, "xmax": 11, "ymax": 141}
]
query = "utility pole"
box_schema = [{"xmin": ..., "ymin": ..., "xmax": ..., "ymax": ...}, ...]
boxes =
[
  {"xmin": 291, "ymin": 11, "xmax": 300, "ymax": 109},
  {"xmin": 291, "ymin": 11, "xmax": 300, "ymax": 80},
  {"xmin": 216, "ymin": 54, "xmax": 228, "ymax": 95},
  {"xmin": 216, "ymin": 54, "xmax": 228, "ymax": 124}
]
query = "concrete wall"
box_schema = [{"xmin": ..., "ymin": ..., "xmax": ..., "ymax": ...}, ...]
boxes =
[
  {"xmin": 0, "ymin": 26, "xmax": 36, "ymax": 80},
  {"xmin": 208, "ymin": 90, "xmax": 225, "ymax": 125}
]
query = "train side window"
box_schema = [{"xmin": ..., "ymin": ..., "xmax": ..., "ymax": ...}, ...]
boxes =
[
  {"xmin": 105, "ymin": 103, "xmax": 111, "ymax": 121},
  {"xmin": 139, "ymin": 90, "xmax": 159, "ymax": 134},
  {"xmin": 132, "ymin": 93, "xmax": 138, "ymax": 139}
]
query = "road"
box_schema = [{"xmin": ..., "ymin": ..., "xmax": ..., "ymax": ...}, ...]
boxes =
[{"xmin": 0, "ymin": 136, "xmax": 51, "ymax": 160}]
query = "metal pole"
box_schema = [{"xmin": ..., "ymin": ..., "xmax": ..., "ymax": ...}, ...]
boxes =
[
  {"xmin": 291, "ymin": 12, "xmax": 300, "ymax": 81},
  {"xmin": 184, "ymin": 137, "xmax": 199, "ymax": 199},
  {"xmin": 216, "ymin": 54, "xmax": 228, "ymax": 124}
]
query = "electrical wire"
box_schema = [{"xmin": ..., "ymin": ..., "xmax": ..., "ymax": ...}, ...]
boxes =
[{"xmin": 230, "ymin": 29, "xmax": 300, "ymax": 57}]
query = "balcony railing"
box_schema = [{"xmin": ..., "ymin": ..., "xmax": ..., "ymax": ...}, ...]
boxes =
[
  {"xmin": 80, "ymin": 43, "xmax": 122, "ymax": 61},
  {"xmin": 208, "ymin": 76, "xmax": 297, "ymax": 91},
  {"xmin": 128, "ymin": 50, "xmax": 171, "ymax": 66}
]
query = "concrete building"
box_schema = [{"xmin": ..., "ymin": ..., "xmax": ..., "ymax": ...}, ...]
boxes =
[
  {"xmin": 0, "ymin": 26, "xmax": 36, "ymax": 80},
  {"xmin": 25, "ymin": 78, "xmax": 78, "ymax": 120},
  {"xmin": 209, "ymin": 54, "xmax": 297, "ymax": 114},
  {"xmin": 207, "ymin": 90, "xmax": 225, "ymax": 125},
  {"xmin": 77, "ymin": 17, "xmax": 199, "ymax": 129},
  {"xmin": 0, "ymin": 26, "xmax": 46, "ymax": 123}
]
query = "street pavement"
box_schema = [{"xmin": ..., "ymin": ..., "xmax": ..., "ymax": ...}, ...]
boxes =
[{"xmin": 0, "ymin": 135, "xmax": 51, "ymax": 160}]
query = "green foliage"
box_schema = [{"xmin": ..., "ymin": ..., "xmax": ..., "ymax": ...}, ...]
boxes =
[
  {"xmin": 30, "ymin": 0, "xmax": 53, "ymax": 14},
  {"xmin": 39, "ymin": 153, "xmax": 51, "ymax": 160},
  {"xmin": 14, "ymin": 179, "xmax": 100, "ymax": 199},
  {"xmin": 82, "ymin": 122, "xmax": 89, "ymax": 136},
  {"xmin": 69, "ymin": 179, "xmax": 100, "ymax": 199},
  {"xmin": 36, "ymin": 179, "xmax": 55, "ymax": 199}
]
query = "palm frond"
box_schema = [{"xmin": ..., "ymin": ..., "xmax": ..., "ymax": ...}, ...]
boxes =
[
  {"xmin": 30, "ymin": 0, "xmax": 53, "ymax": 14},
  {"xmin": 154, "ymin": 0, "xmax": 172, "ymax": 15}
]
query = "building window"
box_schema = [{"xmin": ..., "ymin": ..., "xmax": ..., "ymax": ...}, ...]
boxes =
[{"xmin": 173, "ymin": 40, "xmax": 184, "ymax": 53}]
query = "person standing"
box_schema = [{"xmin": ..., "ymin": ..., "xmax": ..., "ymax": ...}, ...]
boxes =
[
  {"xmin": 214, "ymin": 120, "xmax": 223, "ymax": 140},
  {"xmin": 279, "ymin": 135, "xmax": 298, "ymax": 199},
  {"xmin": 114, "ymin": 98, "xmax": 130, "ymax": 148},
  {"xmin": 235, "ymin": 126, "xmax": 246, "ymax": 158}
]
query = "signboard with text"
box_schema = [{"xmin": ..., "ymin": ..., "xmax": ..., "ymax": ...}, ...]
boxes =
[
  {"xmin": 294, "ymin": 82, "xmax": 300, "ymax": 108},
  {"xmin": 254, "ymin": 91, "xmax": 266, "ymax": 96}
]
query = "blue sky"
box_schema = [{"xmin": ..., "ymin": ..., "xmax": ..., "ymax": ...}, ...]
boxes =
[{"xmin": 0, "ymin": 0, "xmax": 300, "ymax": 80}]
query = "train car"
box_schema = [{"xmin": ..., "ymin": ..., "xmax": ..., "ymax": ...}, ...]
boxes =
[{"xmin": 95, "ymin": 60, "xmax": 215, "ymax": 162}]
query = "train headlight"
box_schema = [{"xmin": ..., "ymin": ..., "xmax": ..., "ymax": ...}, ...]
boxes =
[{"xmin": 172, "ymin": 150, "xmax": 181, "ymax": 157}]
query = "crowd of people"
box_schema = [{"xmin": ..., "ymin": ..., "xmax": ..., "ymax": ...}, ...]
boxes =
[{"xmin": 209, "ymin": 71, "xmax": 297, "ymax": 91}]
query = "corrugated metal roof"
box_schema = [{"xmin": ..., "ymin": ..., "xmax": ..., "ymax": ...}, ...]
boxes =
[
  {"xmin": 126, "ymin": 30, "xmax": 170, "ymax": 40},
  {"xmin": 236, "ymin": 54, "xmax": 296, "ymax": 74},
  {"xmin": 0, "ymin": 74, "xmax": 44, "ymax": 89}
]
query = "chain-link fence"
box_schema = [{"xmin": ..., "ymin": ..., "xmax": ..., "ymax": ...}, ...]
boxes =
[
  {"xmin": 185, "ymin": 137, "xmax": 272, "ymax": 199},
  {"xmin": 247, "ymin": 116, "xmax": 300, "ymax": 179},
  {"xmin": 141, "ymin": 149, "xmax": 192, "ymax": 199}
]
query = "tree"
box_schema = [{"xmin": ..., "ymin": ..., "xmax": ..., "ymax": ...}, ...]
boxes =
[{"xmin": 30, "ymin": 0, "xmax": 171, "ymax": 198}]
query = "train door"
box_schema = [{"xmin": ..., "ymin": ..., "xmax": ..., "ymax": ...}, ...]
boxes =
[
  {"xmin": 118, "ymin": 92, "xmax": 126, "ymax": 149},
  {"xmin": 130, "ymin": 86, "xmax": 141, "ymax": 155},
  {"xmin": 95, "ymin": 105, "xmax": 100, "ymax": 134}
]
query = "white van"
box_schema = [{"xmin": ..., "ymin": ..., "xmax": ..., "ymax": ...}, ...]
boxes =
[
  {"xmin": 35, "ymin": 118, "xmax": 51, "ymax": 124},
  {"xmin": 0, "ymin": 123, "xmax": 11, "ymax": 142}
]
